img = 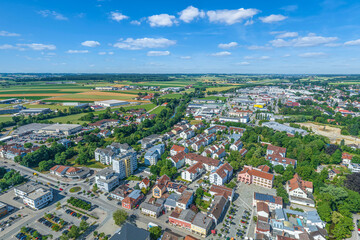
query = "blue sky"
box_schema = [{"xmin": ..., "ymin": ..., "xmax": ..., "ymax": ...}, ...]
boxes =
[{"xmin": 1, "ymin": 0, "xmax": 360, "ymax": 74}]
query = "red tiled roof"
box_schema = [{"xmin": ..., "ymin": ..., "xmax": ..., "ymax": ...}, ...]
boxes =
[
  {"xmin": 288, "ymin": 173, "xmax": 313, "ymax": 192},
  {"xmin": 171, "ymin": 145, "xmax": 185, "ymax": 153},
  {"xmin": 215, "ymin": 163, "xmax": 233, "ymax": 179},
  {"xmin": 267, "ymin": 145, "xmax": 286, "ymax": 155}
]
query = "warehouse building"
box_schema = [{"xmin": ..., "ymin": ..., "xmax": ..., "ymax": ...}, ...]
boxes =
[
  {"xmin": 94, "ymin": 100, "xmax": 129, "ymax": 108},
  {"xmin": 19, "ymin": 108, "xmax": 51, "ymax": 116},
  {"xmin": 37, "ymin": 123, "xmax": 82, "ymax": 136}
]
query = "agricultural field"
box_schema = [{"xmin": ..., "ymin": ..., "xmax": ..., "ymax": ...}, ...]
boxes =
[
  {"xmin": 48, "ymin": 113, "xmax": 89, "ymax": 124},
  {"xmin": 49, "ymin": 91, "xmax": 148, "ymax": 102},
  {"xmin": 160, "ymin": 93, "xmax": 183, "ymax": 99},
  {"xmin": 0, "ymin": 115, "xmax": 13, "ymax": 123},
  {"xmin": 199, "ymin": 96, "xmax": 227, "ymax": 101},
  {"xmin": 205, "ymin": 86, "xmax": 239, "ymax": 92}
]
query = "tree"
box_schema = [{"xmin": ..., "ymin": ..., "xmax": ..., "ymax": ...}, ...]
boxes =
[
  {"xmin": 24, "ymin": 142, "xmax": 33, "ymax": 148},
  {"xmin": 274, "ymin": 165, "xmax": 285, "ymax": 174},
  {"xmin": 345, "ymin": 173, "xmax": 360, "ymax": 194},
  {"xmin": 113, "ymin": 209, "xmax": 128, "ymax": 226},
  {"xmin": 56, "ymin": 202, "xmax": 61, "ymax": 208},
  {"xmin": 79, "ymin": 220, "xmax": 89, "ymax": 231},
  {"xmin": 92, "ymin": 183, "xmax": 98, "ymax": 192},
  {"xmin": 149, "ymin": 226, "xmax": 162, "ymax": 240}
]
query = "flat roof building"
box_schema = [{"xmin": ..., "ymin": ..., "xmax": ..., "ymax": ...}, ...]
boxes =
[
  {"xmin": 94, "ymin": 100, "xmax": 129, "ymax": 108},
  {"xmin": 14, "ymin": 182, "xmax": 53, "ymax": 210},
  {"xmin": 37, "ymin": 123, "xmax": 82, "ymax": 136}
]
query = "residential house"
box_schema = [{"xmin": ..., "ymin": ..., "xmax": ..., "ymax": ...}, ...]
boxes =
[
  {"xmin": 253, "ymin": 192, "xmax": 283, "ymax": 211},
  {"xmin": 144, "ymin": 144, "xmax": 165, "ymax": 166},
  {"xmin": 180, "ymin": 129, "xmax": 195, "ymax": 140},
  {"xmin": 230, "ymin": 140, "xmax": 243, "ymax": 151},
  {"xmin": 176, "ymin": 190, "xmax": 194, "ymax": 210},
  {"xmin": 209, "ymin": 185, "xmax": 234, "ymax": 202},
  {"xmin": 140, "ymin": 201, "xmax": 164, "ymax": 218},
  {"xmin": 209, "ymin": 163, "xmax": 233, "ymax": 186},
  {"xmin": 122, "ymin": 190, "xmax": 143, "ymax": 209},
  {"xmin": 181, "ymin": 162, "xmax": 205, "ymax": 182},
  {"xmin": 208, "ymin": 195, "xmax": 229, "ymax": 225},
  {"xmin": 168, "ymin": 152, "xmax": 186, "ymax": 169},
  {"xmin": 170, "ymin": 145, "xmax": 188, "ymax": 156},
  {"xmin": 238, "ymin": 165, "xmax": 274, "ymax": 189},
  {"xmin": 139, "ymin": 177, "xmax": 151, "ymax": 190},
  {"xmin": 286, "ymin": 173, "xmax": 314, "ymax": 207},
  {"xmin": 266, "ymin": 144, "xmax": 297, "ymax": 168},
  {"xmin": 190, "ymin": 212, "xmax": 213, "ymax": 237}
]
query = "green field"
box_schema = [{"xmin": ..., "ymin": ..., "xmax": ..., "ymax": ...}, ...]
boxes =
[
  {"xmin": 199, "ymin": 96, "xmax": 227, "ymax": 101},
  {"xmin": 149, "ymin": 106, "xmax": 166, "ymax": 114},
  {"xmin": 0, "ymin": 116, "xmax": 13, "ymax": 123},
  {"xmin": 49, "ymin": 113, "xmax": 89, "ymax": 124},
  {"xmin": 160, "ymin": 93, "xmax": 183, "ymax": 99}
]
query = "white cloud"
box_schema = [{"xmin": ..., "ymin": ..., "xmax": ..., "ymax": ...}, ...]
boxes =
[
  {"xmin": 244, "ymin": 19, "xmax": 254, "ymax": 26},
  {"xmin": 99, "ymin": 51, "xmax": 114, "ymax": 55},
  {"xmin": 180, "ymin": 56, "xmax": 192, "ymax": 59},
  {"xmin": 67, "ymin": 50, "xmax": 89, "ymax": 54},
  {"xmin": 275, "ymin": 31, "xmax": 298, "ymax": 38},
  {"xmin": 344, "ymin": 39, "xmax": 360, "ymax": 46},
  {"xmin": 17, "ymin": 43, "xmax": 56, "ymax": 50},
  {"xmin": 218, "ymin": 42, "xmax": 238, "ymax": 49},
  {"xmin": 130, "ymin": 20, "xmax": 141, "ymax": 25},
  {"xmin": 148, "ymin": 14, "xmax": 176, "ymax": 27},
  {"xmin": 37, "ymin": 10, "xmax": 68, "ymax": 20},
  {"xmin": 0, "ymin": 44, "xmax": 16, "ymax": 50},
  {"xmin": 0, "ymin": 31, "xmax": 20, "ymax": 37},
  {"xmin": 211, "ymin": 51, "xmax": 231, "ymax": 56},
  {"xmin": 81, "ymin": 41, "xmax": 100, "ymax": 47},
  {"xmin": 270, "ymin": 33, "xmax": 338, "ymax": 47},
  {"xmin": 247, "ymin": 45, "xmax": 271, "ymax": 50},
  {"xmin": 283, "ymin": 54, "xmax": 291, "ymax": 57},
  {"xmin": 147, "ymin": 51, "xmax": 170, "ymax": 56},
  {"xmin": 113, "ymin": 37, "xmax": 176, "ymax": 50},
  {"xmin": 179, "ymin": 6, "xmax": 205, "ymax": 23},
  {"xmin": 244, "ymin": 55, "xmax": 270, "ymax": 60},
  {"xmin": 299, "ymin": 52, "xmax": 326, "ymax": 58},
  {"xmin": 110, "ymin": 12, "xmax": 129, "ymax": 22},
  {"xmin": 259, "ymin": 56, "xmax": 270, "ymax": 60},
  {"xmin": 236, "ymin": 61, "xmax": 250, "ymax": 65},
  {"xmin": 207, "ymin": 8, "xmax": 259, "ymax": 25},
  {"xmin": 260, "ymin": 14, "xmax": 287, "ymax": 23}
]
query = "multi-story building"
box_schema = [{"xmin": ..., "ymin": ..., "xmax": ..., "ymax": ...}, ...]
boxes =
[
  {"xmin": 122, "ymin": 190, "xmax": 144, "ymax": 210},
  {"xmin": 113, "ymin": 151, "xmax": 137, "ymax": 179},
  {"xmin": 238, "ymin": 165, "xmax": 274, "ymax": 189},
  {"xmin": 95, "ymin": 142, "xmax": 132, "ymax": 165},
  {"xmin": 14, "ymin": 182, "xmax": 53, "ymax": 210},
  {"xmin": 181, "ymin": 162, "xmax": 205, "ymax": 182},
  {"xmin": 266, "ymin": 144, "xmax": 297, "ymax": 168},
  {"xmin": 209, "ymin": 163, "xmax": 233, "ymax": 186},
  {"xmin": 253, "ymin": 192, "xmax": 283, "ymax": 211},
  {"xmin": 95, "ymin": 168, "xmax": 120, "ymax": 192},
  {"xmin": 144, "ymin": 144, "xmax": 165, "ymax": 166}
]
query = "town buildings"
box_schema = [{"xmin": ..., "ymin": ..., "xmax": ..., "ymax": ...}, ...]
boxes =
[{"xmin": 14, "ymin": 182, "xmax": 53, "ymax": 210}]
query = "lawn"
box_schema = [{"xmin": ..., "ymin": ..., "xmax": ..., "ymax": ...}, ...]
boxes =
[
  {"xmin": 149, "ymin": 106, "xmax": 166, "ymax": 114},
  {"xmin": 199, "ymin": 96, "xmax": 227, "ymax": 101},
  {"xmin": 49, "ymin": 113, "xmax": 89, "ymax": 124},
  {"xmin": 69, "ymin": 187, "xmax": 82, "ymax": 193},
  {"xmin": 67, "ymin": 158, "xmax": 107, "ymax": 169},
  {"xmin": 0, "ymin": 116, "xmax": 13, "ymax": 123},
  {"xmin": 160, "ymin": 93, "xmax": 183, "ymax": 99},
  {"xmin": 205, "ymin": 86, "xmax": 239, "ymax": 92}
]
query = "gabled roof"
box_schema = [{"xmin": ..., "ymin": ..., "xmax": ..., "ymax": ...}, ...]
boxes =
[
  {"xmin": 171, "ymin": 145, "xmax": 186, "ymax": 153},
  {"xmin": 214, "ymin": 163, "xmax": 233, "ymax": 179},
  {"xmin": 287, "ymin": 173, "xmax": 313, "ymax": 192},
  {"xmin": 267, "ymin": 145, "xmax": 286, "ymax": 155}
]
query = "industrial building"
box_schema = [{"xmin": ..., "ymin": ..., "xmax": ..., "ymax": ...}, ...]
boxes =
[
  {"xmin": 19, "ymin": 108, "xmax": 51, "ymax": 116},
  {"xmin": 94, "ymin": 100, "xmax": 129, "ymax": 108},
  {"xmin": 37, "ymin": 123, "xmax": 82, "ymax": 136},
  {"xmin": 262, "ymin": 122, "xmax": 308, "ymax": 136}
]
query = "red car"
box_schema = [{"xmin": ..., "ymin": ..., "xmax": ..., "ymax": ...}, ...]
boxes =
[{"xmin": 59, "ymin": 188, "xmax": 63, "ymax": 191}]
